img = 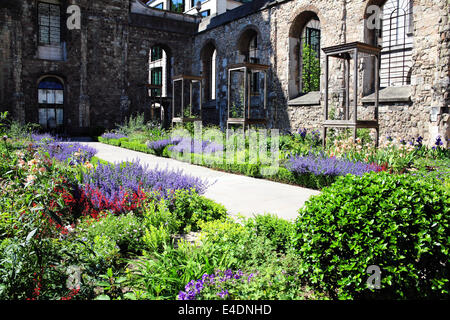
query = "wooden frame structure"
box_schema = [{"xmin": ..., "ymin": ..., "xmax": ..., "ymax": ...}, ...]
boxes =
[
  {"xmin": 144, "ymin": 83, "xmax": 164, "ymax": 123},
  {"xmin": 226, "ymin": 63, "xmax": 269, "ymax": 132},
  {"xmin": 322, "ymin": 42, "xmax": 381, "ymax": 147},
  {"xmin": 172, "ymin": 74, "xmax": 203, "ymax": 127}
]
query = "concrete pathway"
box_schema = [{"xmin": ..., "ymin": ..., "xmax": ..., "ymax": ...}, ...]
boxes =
[{"xmin": 81, "ymin": 142, "xmax": 320, "ymax": 221}]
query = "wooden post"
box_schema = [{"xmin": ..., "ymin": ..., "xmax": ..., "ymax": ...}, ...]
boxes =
[
  {"xmin": 353, "ymin": 48, "xmax": 358, "ymax": 142},
  {"xmin": 181, "ymin": 78, "xmax": 184, "ymax": 120},
  {"xmin": 189, "ymin": 80, "xmax": 193, "ymax": 116},
  {"xmin": 172, "ymin": 79, "xmax": 175, "ymax": 128},
  {"xmin": 375, "ymin": 52, "xmax": 380, "ymax": 148},
  {"xmin": 323, "ymin": 54, "xmax": 329, "ymax": 148},
  {"xmin": 199, "ymin": 79, "xmax": 203, "ymax": 121},
  {"xmin": 345, "ymin": 58, "xmax": 350, "ymax": 121}
]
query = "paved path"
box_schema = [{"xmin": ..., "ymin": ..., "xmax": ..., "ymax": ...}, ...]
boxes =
[{"xmin": 82, "ymin": 142, "xmax": 320, "ymax": 221}]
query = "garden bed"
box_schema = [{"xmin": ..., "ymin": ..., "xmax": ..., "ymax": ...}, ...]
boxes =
[{"xmin": 0, "ymin": 112, "xmax": 448, "ymax": 300}]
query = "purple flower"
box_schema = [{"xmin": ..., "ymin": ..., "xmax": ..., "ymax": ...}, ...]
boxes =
[
  {"xmin": 298, "ymin": 128, "xmax": 307, "ymax": 139},
  {"xmin": 31, "ymin": 133, "xmax": 54, "ymax": 142},
  {"xmin": 286, "ymin": 154, "xmax": 380, "ymax": 177},
  {"xmin": 81, "ymin": 160, "xmax": 208, "ymax": 213},
  {"xmin": 435, "ymin": 136, "xmax": 443, "ymax": 147},
  {"xmin": 177, "ymin": 269, "xmax": 253, "ymax": 300},
  {"xmin": 169, "ymin": 138, "xmax": 223, "ymax": 155},
  {"xmin": 217, "ymin": 289, "xmax": 229, "ymax": 298},
  {"xmin": 101, "ymin": 132, "xmax": 127, "ymax": 140}
]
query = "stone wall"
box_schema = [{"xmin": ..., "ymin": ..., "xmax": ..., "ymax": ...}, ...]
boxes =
[
  {"xmin": 0, "ymin": 0, "xmax": 197, "ymax": 135},
  {"xmin": 194, "ymin": 0, "xmax": 449, "ymax": 146},
  {"xmin": 0, "ymin": 0, "xmax": 448, "ymax": 146}
]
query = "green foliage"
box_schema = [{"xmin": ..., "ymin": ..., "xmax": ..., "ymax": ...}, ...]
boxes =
[
  {"xmin": 302, "ymin": 43, "xmax": 320, "ymax": 93},
  {"xmin": 116, "ymin": 113, "xmax": 147, "ymax": 136},
  {"xmin": 126, "ymin": 241, "xmax": 215, "ymax": 300},
  {"xmin": 292, "ymin": 172, "xmax": 450, "ymax": 299},
  {"xmin": 244, "ymin": 214, "xmax": 295, "ymax": 253},
  {"xmin": 76, "ymin": 212, "xmax": 145, "ymax": 255},
  {"xmin": 162, "ymin": 189, "xmax": 227, "ymax": 232}
]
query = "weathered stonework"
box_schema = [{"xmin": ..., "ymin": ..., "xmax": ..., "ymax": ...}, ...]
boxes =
[{"xmin": 0, "ymin": 0, "xmax": 448, "ymax": 147}]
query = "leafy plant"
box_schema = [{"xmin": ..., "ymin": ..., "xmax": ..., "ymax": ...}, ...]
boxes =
[
  {"xmin": 302, "ymin": 43, "xmax": 320, "ymax": 93},
  {"xmin": 292, "ymin": 172, "xmax": 449, "ymax": 299}
]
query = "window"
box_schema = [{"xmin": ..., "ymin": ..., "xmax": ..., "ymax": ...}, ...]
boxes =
[
  {"xmin": 150, "ymin": 67, "xmax": 163, "ymax": 96},
  {"xmin": 154, "ymin": 3, "xmax": 164, "ymax": 9},
  {"xmin": 248, "ymin": 34, "xmax": 260, "ymax": 93},
  {"xmin": 200, "ymin": 10, "xmax": 210, "ymax": 17},
  {"xmin": 170, "ymin": 0, "xmax": 184, "ymax": 13},
  {"xmin": 38, "ymin": 77, "xmax": 64, "ymax": 129},
  {"xmin": 364, "ymin": 0, "xmax": 413, "ymax": 90},
  {"xmin": 191, "ymin": 0, "xmax": 207, "ymax": 8},
  {"xmin": 300, "ymin": 18, "xmax": 321, "ymax": 93},
  {"xmin": 151, "ymin": 46, "xmax": 163, "ymax": 61},
  {"xmin": 379, "ymin": 0, "xmax": 413, "ymax": 87},
  {"xmin": 38, "ymin": 2, "xmax": 61, "ymax": 46},
  {"xmin": 201, "ymin": 42, "xmax": 217, "ymax": 101},
  {"xmin": 149, "ymin": 45, "xmax": 169, "ymax": 97}
]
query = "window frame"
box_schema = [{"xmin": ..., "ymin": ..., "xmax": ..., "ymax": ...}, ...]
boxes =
[
  {"xmin": 37, "ymin": 1, "xmax": 62, "ymax": 46},
  {"xmin": 37, "ymin": 77, "xmax": 64, "ymax": 130}
]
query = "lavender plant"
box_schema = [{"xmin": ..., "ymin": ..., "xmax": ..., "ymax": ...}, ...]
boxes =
[
  {"xmin": 178, "ymin": 269, "xmax": 254, "ymax": 300},
  {"xmin": 101, "ymin": 132, "xmax": 128, "ymax": 140},
  {"xmin": 81, "ymin": 160, "xmax": 208, "ymax": 203},
  {"xmin": 286, "ymin": 154, "xmax": 381, "ymax": 177}
]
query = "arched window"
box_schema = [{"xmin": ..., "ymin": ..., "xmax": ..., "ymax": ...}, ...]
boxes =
[
  {"xmin": 364, "ymin": 0, "xmax": 413, "ymax": 91},
  {"xmin": 288, "ymin": 11, "xmax": 321, "ymax": 99},
  {"xmin": 149, "ymin": 45, "xmax": 169, "ymax": 97},
  {"xmin": 201, "ymin": 42, "xmax": 217, "ymax": 101},
  {"xmin": 300, "ymin": 16, "xmax": 321, "ymax": 93},
  {"xmin": 38, "ymin": 76, "xmax": 64, "ymax": 129},
  {"xmin": 238, "ymin": 28, "xmax": 260, "ymax": 93}
]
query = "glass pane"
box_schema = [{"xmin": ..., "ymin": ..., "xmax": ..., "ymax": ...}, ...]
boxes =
[
  {"xmin": 46, "ymin": 90, "xmax": 55, "ymax": 104},
  {"xmin": 56, "ymin": 109, "xmax": 64, "ymax": 126},
  {"xmin": 38, "ymin": 89, "xmax": 47, "ymax": 103},
  {"xmin": 40, "ymin": 26, "xmax": 49, "ymax": 44},
  {"xmin": 55, "ymin": 90, "xmax": 64, "ymax": 104},
  {"xmin": 40, "ymin": 16, "xmax": 49, "ymax": 26},
  {"xmin": 49, "ymin": 27, "xmax": 60, "ymax": 45},
  {"xmin": 47, "ymin": 109, "xmax": 56, "ymax": 129},
  {"xmin": 39, "ymin": 108, "xmax": 47, "ymax": 127}
]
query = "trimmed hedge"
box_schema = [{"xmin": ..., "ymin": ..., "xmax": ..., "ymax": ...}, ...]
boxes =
[{"xmin": 292, "ymin": 172, "xmax": 449, "ymax": 299}]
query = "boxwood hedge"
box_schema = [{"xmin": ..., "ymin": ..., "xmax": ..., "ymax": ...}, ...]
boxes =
[{"xmin": 292, "ymin": 172, "xmax": 449, "ymax": 299}]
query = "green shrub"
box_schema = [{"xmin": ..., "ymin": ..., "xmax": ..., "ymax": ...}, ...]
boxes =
[
  {"xmin": 245, "ymin": 214, "xmax": 294, "ymax": 252},
  {"xmin": 292, "ymin": 172, "xmax": 449, "ymax": 299},
  {"xmin": 163, "ymin": 189, "xmax": 227, "ymax": 232},
  {"xmin": 77, "ymin": 212, "xmax": 145, "ymax": 255}
]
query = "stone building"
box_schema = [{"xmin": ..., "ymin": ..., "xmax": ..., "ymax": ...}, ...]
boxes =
[{"xmin": 0, "ymin": 0, "xmax": 448, "ymax": 146}]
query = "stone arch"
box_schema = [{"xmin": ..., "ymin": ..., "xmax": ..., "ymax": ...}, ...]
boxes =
[
  {"xmin": 288, "ymin": 7, "xmax": 322, "ymax": 99},
  {"xmin": 236, "ymin": 25, "xmax": 261, "ymax": 62}
]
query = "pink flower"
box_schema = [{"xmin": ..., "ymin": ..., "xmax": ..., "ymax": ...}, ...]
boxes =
[{"xmin": 26, "ymin": 175, "xmax": 37, "ymax": 184}]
